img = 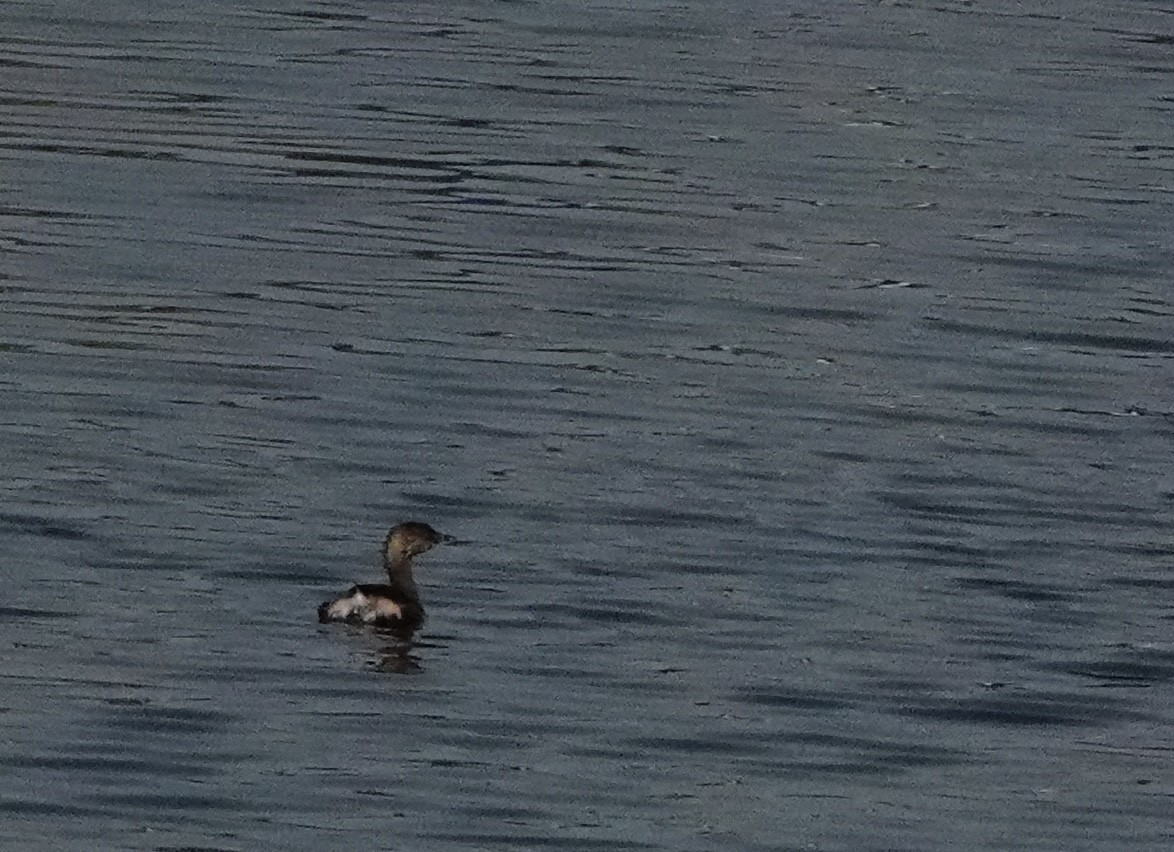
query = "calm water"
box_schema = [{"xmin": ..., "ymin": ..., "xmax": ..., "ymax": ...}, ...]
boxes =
[{"xmin": 3, "ymin": 1, "xmax": 1173, "ymax": 849}]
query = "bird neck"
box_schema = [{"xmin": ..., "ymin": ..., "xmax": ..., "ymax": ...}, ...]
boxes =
[{"xmin": 384, "ymin": 556, "xmax": 421, "ymax": 602}]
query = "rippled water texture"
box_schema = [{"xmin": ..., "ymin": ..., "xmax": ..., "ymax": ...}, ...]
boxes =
[{"xmin": 3, "ymin": 1, "xmax": 1173, "ymax": 849}]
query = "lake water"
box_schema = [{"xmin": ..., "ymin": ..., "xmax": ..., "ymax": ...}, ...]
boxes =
[{"xmin": 2, "ymin": 1, "xmax": 1172, "ymax": 849}]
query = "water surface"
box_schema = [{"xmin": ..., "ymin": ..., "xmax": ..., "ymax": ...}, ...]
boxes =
[{"xmin": 2, "ymin": 1, "xmax": 1173, "ymax": 849}]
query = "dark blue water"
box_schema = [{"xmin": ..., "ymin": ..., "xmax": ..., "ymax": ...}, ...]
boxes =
[{"xmin": 3, "ymin": 1, "xmax": 1172, "ymax": 849}]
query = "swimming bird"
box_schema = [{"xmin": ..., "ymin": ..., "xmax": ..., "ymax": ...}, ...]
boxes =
[{"xmin": 317, "ymin": 521, "xmax": 450, "ymax": 638}]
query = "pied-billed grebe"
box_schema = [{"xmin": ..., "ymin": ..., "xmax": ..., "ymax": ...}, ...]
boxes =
[{"xmin": 317, "ymin": 521, "xmax": 450, "ymax": 637}]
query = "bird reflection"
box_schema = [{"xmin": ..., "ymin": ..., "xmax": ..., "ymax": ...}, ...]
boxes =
[{"xmin": 372, "ymin": 629, "xmax": 423, "ymax": 674}]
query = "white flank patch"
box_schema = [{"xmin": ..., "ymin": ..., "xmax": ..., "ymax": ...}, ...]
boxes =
[
  {"xmin": 325, "ymin": 591, "xmax": 365, "ymax": 620},
  {"xmin": 323, "ymin": 590, "xmax": 401, "ymax": 622},
  {"xmin": 370, "ymin": 598, "xmax": 403, "ymax": 620}
]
